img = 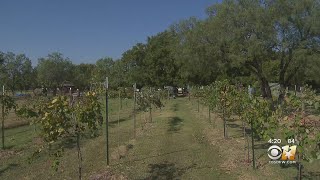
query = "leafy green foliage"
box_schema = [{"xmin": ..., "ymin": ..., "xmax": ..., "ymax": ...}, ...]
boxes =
[
  {"xmin": 0, "ymin": 52, "xmax": 35, "ymax": 93},
  {"xmin": 1, "ymin": 94, "xmax": 17, "ymax": 148},
  {"xmin": 136, "ymin": 88, "xmax": 164, "ymax": 112},
  {"xmin": 36, "ymin": 52, "xmax": 74, "ymax": 88},
  {"xmin": 1, "ymin": 95, "xmax": 17, "ymax": 116},
  {"xmin": 93, "ymin": 57, "xmax": 114, "ymax": 83},
  {"xmin": 74, "ymin": 91, "xmax": 103, "ymax": 136},
  {"xmin": 280, "ymin": 86, "xmax": 320, "ymax": 162},
  {"xmin": 17, "ymin": 91, "xmax": 103, "ymax": 176}
]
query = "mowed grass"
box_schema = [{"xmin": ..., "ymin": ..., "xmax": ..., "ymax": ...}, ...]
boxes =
[
  {"xmin": 0, "ymin": 97, "xmax": 233, "ymax": 179},
  {"xmin": 110, "ymin": 97, "xmax": 233, "ymax": 179},
  {"xmin": 1, "ymin": 96, "xmax": 319, "ymax": 179}
]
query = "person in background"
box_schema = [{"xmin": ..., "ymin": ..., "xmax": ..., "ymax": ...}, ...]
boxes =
[
  {"xmin": 248, "ymin": 85, "xmax": 253, "ymax": 98},
  {"xmin": 77, "ymin": 89, "xmax": 80, "ymax": 97}
]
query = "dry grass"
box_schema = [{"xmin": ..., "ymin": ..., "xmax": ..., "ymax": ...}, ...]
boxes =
[
  {"xmin": 89, "ymin": 169, "xmax": 128, "ymax": 180},
  {"xmin": 194, "ymin": 100, "xmax": 305, "ymax": 180}
]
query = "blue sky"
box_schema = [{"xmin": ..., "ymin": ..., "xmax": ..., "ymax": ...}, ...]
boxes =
[{"xmin": 0, "ymin": 0, "xmax": 220, "ymax": 65}]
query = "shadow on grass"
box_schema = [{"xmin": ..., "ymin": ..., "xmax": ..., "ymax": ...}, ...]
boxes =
[
  {"xmin": 171, "ymin": 103, "xmax": 179, "ymax": 112},
  {"xmin": 2, "ymin": 128, "xmax": 33, "ymax": 139},
  {"xmin": 279, "ymin": 163, "xmax": 297, "ymax": 169},
  {"xmin": 145, "ymin": 161, "xmax": 196, "ymax": 180},
  {"xmin": 115, "ymin": 149, "xmax": 193, "ymax": 165},
  {"xmin": 127, "ymin": 143, "xmax": 134, "ymax": 150},
  {"xmin": 302, "ymin": 171, "xmax": 320, "ymax": 180},
  {"xmin": 168, "ymin": 117, "xmax": 184, "ymax": 132},
  {"xmin": 254, "ymin": 143, "xmax": 270, "ymax": 150},
  {"xmin": 0, "ymin": 163, "xmax": 19, "ymax": 175},
  {"xmin": 228, "ymin": 123, "xmax": 241, "ymax": 128},
  {"xmin": 1, "ymin": 145, "xmax": 14, "ymax": 150},
  {"xmin": 109, "ymin": 118, "xmax": 129, "ymax": 128}
]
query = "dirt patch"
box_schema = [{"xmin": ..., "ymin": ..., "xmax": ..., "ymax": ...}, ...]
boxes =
[
  {"xmin": 0, "ymin": 149, "xmax": 21, "ymax": 159},
  {"xmin": 111, "ymin": 140, "xmax": 135, "ymax": 161},
  {"xmin": 32, "ymin": 137, "xmax": 43, "ymax": 144},
  {"xmin": 89, "ymin": 170, "xmax": 128, "ymax": 180},
  {"xmin": 5, "ymin": 119, "xmax": 30, "ymax": 129}
]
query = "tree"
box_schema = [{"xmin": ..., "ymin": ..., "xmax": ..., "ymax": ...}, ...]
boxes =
[
  {"xmin": 73, "ymin": 63, "xmax": 95, "ymax": 90},
  {"xmin": 171, "ymin": 18, "xmax": 225, "ymax": 86},
  {"xmin": 204, "ymin": 0, "xmax": 320, "ymax": 100},
  {"xmin": 0, "ymin": 52, "xmax": 33, "ymax": 94},
  {"xmin": 20, "ymin": 57, "xmax": 35, "ymax": 91},
  {"xmin": 110, "ymin": 60, "xmax": 128, "ymax": 87},
  {"xmin": 93, "ymin": 57, "xmax": 114, "ymax": 83},
  {"xmin": 205, "ymin": 0, "xmax": 276, "ymax": 98},
  {"xmin": 36, "ymin": 52, "xmax": 74, "ymax": 89},
  {"xmin": 143, "ymin": 31, "xmax": 180, "ymax": 87},
  {"xmin": 270, "ymin": 0, "xmax": 320, "ymax": 101},
  {"xmin": 121, "ymin": 43, "xmax": 147, "ymax": 87},
  {"xmin": 305, "ymin": 54, "xmax": 320, "ymax": 89}
]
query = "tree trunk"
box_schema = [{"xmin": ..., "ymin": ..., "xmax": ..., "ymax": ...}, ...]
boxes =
[
  {"xmin": 247, "ymin": 61, "xmax": 272, "ymax": 99},
  {"xmin": 278, "ymin": 84, "xmax": 286, "ymax": 104},
  {"xmin": 260, "ymin": 77, "xmax": 272, "ymax": 99},
  {"xmin": 278, "ymin": 63, "xmax": 287, "ymax": 103}
]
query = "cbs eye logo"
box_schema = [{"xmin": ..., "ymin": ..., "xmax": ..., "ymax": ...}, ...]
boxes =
[{"xmin": 268, "ymin": 145, "xmax": 297, "ymax": 161}]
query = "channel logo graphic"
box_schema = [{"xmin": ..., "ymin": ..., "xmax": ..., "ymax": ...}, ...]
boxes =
[{"xmin": 268, "ymin": 145, "xmax": 297, "ymax": 161}]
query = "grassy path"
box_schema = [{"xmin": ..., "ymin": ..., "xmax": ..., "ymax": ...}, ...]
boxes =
[
  {"xmin": 112, "ymin": 98, "xmax": 233, "ymax": 179},
  {"xmin": 1, "ymin": 97, "xmax": 235, "ymax": 179}
]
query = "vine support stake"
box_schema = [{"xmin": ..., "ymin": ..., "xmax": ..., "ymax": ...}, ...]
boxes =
[
  {"xmin": 104, "ymin": 77, "xmax": 109, "ymax": 165},
  {"xmin": 250, "ymin": 118, "xmax": 255, "ymax": 169},
  {"xmin": 188, "ymin": 85, "xmax": 190, "ymax": 101},
  {"xmin": 208, "ymin": 106, "xmax": 211, "ymax": 123},
  {"xmin": 197, "ymin": 98, "xmax": 199, "ymax": 113},
  {"xmin": 133, "ymin": 83, "xmax": 136, "ymax": 139},
  {"xmin": 1, "ymin": 86, "xmax": 5, "ymax": 149},
  {"xmin": 1, "ymin": 101, "xmax": 4, "ymax": 149},
  {"xmin": 223, "ymin": 108, "xmax": 227, "ymax": 138},
  {"xmin": 118, "ymin": 89, "xmax": 121, "ymax": 155}
]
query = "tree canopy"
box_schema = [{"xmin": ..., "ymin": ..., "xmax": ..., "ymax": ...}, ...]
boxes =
[{"xmin": 1, "ymin": 0, "xmax": 319, "ymax": 98}]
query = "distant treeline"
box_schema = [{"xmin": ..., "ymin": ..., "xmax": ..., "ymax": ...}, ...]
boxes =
[{"xmin": 1, "ymin": 0, "xmax": 319, "ymax": 101}]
